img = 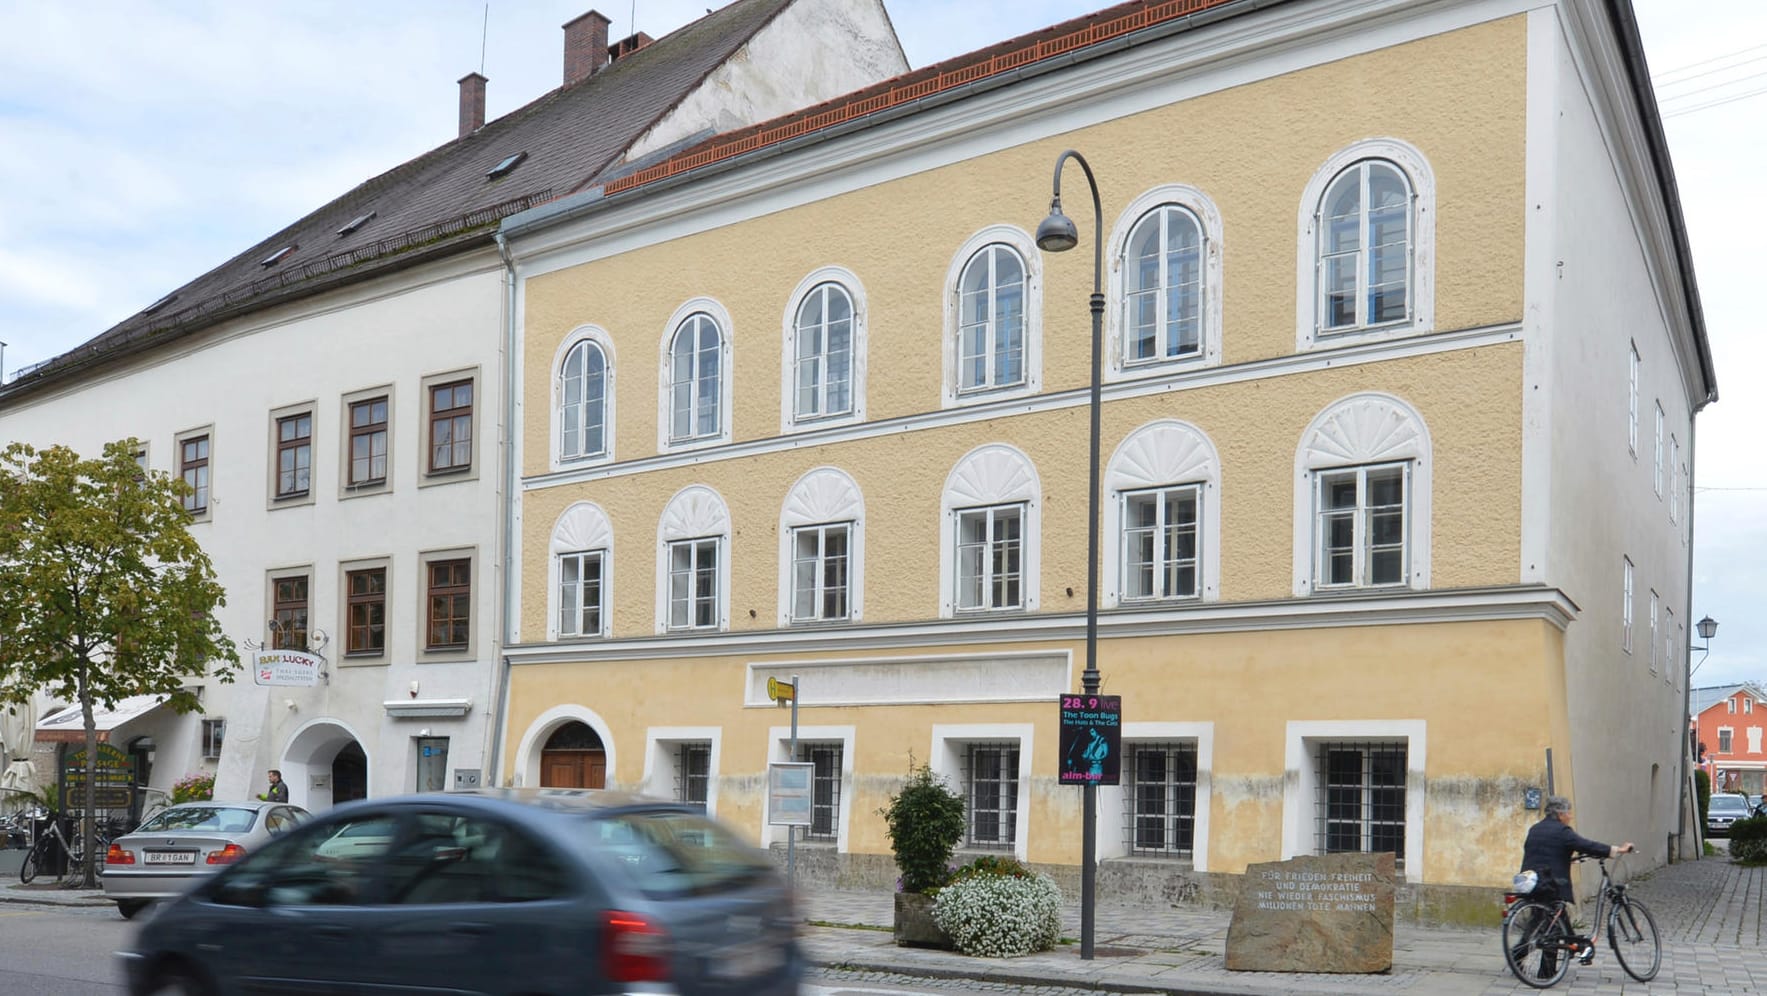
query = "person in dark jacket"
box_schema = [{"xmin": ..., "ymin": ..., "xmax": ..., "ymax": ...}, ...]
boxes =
[
  {"xmin": 1519, "ymin": 795, "xmax": 1634, "ymax": 968},
  {"xmin": 258, "ymin": 769, "xmax": 289, "ymax": 804}
]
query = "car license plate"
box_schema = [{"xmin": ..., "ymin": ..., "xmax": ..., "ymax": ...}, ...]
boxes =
[{"xmin": 144, "ymin": 851, "xmax": 196, "ymax": 865}]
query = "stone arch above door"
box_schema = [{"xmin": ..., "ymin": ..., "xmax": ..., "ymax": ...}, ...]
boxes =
[{"xmin": 513, "ymin": 705, "xmax": 619, "ymax": 789}]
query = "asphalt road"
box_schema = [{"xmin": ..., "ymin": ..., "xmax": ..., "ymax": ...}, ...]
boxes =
[{"xmin": 0, "ymin": 900, "xmax": 130, "ymax": 995}]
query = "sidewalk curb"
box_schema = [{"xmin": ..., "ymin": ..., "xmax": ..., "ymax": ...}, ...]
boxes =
[{"xmin": 811, "ymin": 954, "xmax": 1239, "ymax": 996}]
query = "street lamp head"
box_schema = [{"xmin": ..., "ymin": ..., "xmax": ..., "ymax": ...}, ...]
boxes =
[
  {"xmin": 1698, "ymin": 615, "xmax": 1718, "ymax": 641},
  {"xmin": 1036, "ymin": 197, "xmax": 1079, "ymax": 252}
]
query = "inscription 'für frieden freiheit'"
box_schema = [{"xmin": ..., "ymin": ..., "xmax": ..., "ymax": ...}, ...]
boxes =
[{"xmin": 1250, "ymin": 869, "xmax": 1378, "ymax": 913}]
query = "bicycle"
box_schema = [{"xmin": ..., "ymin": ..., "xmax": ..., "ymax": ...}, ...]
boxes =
[
  {"xmin": 19, "ymin": 814, "xmax": 116, "ymax": 885},
  {"xmin": 1501, "ymin": 854, "xmax": 1660, "ymax": 988}
]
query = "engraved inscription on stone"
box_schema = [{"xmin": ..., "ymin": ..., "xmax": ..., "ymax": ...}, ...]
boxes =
[{"xmin": 1224, "ymin": 852, "xmax": 1396, "ymax": 973}]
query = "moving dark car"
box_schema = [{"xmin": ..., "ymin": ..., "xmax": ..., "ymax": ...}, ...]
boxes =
[{"xmin": 119, "ymin": 788, "xmax": 801, "ymax": 995}]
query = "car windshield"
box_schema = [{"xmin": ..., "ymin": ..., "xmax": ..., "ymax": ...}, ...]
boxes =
[
  {"xmin": 138, "ymin": 806, "xmax": 259, "ymax": 833},
  {"xmin": 587, "ymin": 810, "xmax": 774, "ymax": 899},
  {"xmin": 1711, "ymin": 796, "xmax": 1749, "ymax": 813}
]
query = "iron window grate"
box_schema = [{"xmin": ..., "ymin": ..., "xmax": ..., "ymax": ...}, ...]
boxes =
[
  {"xmin": 676, "ymin": 743, "xmax": 710, "ymax": 811},
  {"xmin": 1124, "ymin": 741, "xmax": 1197, "ymax": 858},
  {"xmin": 795, "ymin": 743, "xmax": 842, "ymax": 841},
  {"xmin": 1315, "ymin": 740, "xmax": 1406, "ymax": 866},
  {"xmin": 963, "ymin": 742, "xmax": 1019, "ymax": 850}
]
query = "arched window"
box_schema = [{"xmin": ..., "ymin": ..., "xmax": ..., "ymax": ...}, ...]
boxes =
[
  {"xmin": 777, "ymin": 467, "xmax": 865, "ymax": 625},
  {"xmin": 665, "ymin": 311, "xmax": 726, "ymax": 445},
  {"xmin": 956, "ymin": 245, "xmax": 1026, "ymax": 394},
  {"xmin": 1291, "ymin": 393, "xmax": 1433, "ymax": 595},
  {"xmin": 558, "ymin": 338, "xmax": 608, "ymax": 462},
  {"xmin": 939, "ymin": 444, "xmax": 1041, "ymax": 617},
  {"xmin": 1103, "ymin": 420, "xmax": 1222, "ymax": 606},
  {"xmin": 655, "ymin": 485, "xmax": 730, "ymax": 632},
  {"xmin": 794, "ymin": 282, "xmax": 854, "ymax": 421},
  {"xmin": 1123, "ymin": 205, "xmax": 1203, "ymax": 365},
  {"xmin": 1296, "ymin": 140, "xmax": 1435, "ymax": 348},
  {"xmin": 549, "ymin": 502, "xmax": 612, "ymax": 640}
]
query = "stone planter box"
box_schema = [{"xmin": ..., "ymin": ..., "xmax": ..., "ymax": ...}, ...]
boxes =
[{"xmin": 893, "ymin": 891, "xmax": 954, "ymax": 949}]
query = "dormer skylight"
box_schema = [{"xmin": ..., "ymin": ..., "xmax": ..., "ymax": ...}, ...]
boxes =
[
  {"xmin": 337, "ymin": 211, "xmax": 377, "ymax": 237},
  {"xmin": 487, "ymin": 152, "xmax": 528, "ymax": 179},
  {"xmin": 142, "ymin": 293, "xmax": 179, "ymax": 316},
  {"xmin": 260, "ymin": 244, "xmax": 297, "ymax": 267}
]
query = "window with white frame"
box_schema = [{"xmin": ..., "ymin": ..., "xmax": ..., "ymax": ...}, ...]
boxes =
[
  {"xmin": 790, "ymin": 523, "xmax": 850, "ymax": 623},
  {"xmin": 655, "ymin": 486, "xmax": 729, "ymax": 633},
  {"xmin": 955, "ymin": 504, "xmax": 1023, "ymax": 612},
  {"xmin": 793, "ymin": 283, "xmax": 854, "ymax": 422},
  {"xmin": 1314, "ymin": 463, "xmax": 1409, "ymax": 589},
  {"xmin": 1126, "ymin": 741, "xmax": 1197, "ymax": 858},
  {"xmin": 955, "ymin": 245, "xmax": 1026, "ymax": 395},
  {"xmin": 1293, "ymin": 394, "xmax": 1430, "ymax": 595},
  {"xmin": 1622, "ymin": 557, "xmax": 1634, "ymax": 652},
  {"xmin": 201, "ymin": 718, "xmax": 226, "ymax": 759},
  {"xmin": 559, "ymin": 338, "xmax": 608, "ymax": 462},
  {"xmin": 1718, "ymin": 727, "xmax": 1733, "ymax": 753},
  {"xmin": 1122, "ymin": 486, "xmax": 1200, "ymax": 601},
  {"xmin": 1749, "ymin": 727, "xmax": 1762, "ymax": 753},
  {"xmin": 1318, "ymin": 162, "xmax": 1412, "ymax": 332},
  {"xmin": 963, "ymin": 743, "xmax": 1019, "ymax": 849},
  {"xmin": 1729, "ymin": 699, "xmax": 1737, "ymax": 714},
  {"xmin": 1123, "ymin": 205, "xmax": 1204, "ymax": 366},
  {"xmin": 795, "ymin": 742, "xmax": 843, "ymax": 842},
  {"xmin": 1663, "ymin": 607, "xmax": 1674, "ymax": 677},
  {"xmin": 1317, "ymin": 741, "xmax": 1407, "ymax": 864},
  {"xmin": 1669, "ymin": 437, "xmax": 1680, "ymax": 523},
  {"xmin": 557, "ymin": 550, "xmax": 605, "ymax": 638},
  {"xmin": 1648, "ymin": 591, "xmax": 1659, "ymax": 672},
  {"xmin": 668, "ymin": 312, "xmax": 724, "ymax": 443},
  {"xmin": 1654, "ymin": 403, "xmax": 1665, "ymax": 497},
  {"xmin": 676, "ymin": 742, "xmax": 711, "ymax": 810},
  {"xmin": 1747, "ymin": 698, "xmax": 1754, "ymax": 716},
  {"xmin": 1628, "ymin": 344, "xmax": 1640, "ymax": 457}
]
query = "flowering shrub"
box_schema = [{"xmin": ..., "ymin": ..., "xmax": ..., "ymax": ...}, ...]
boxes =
[
  {"xmin": 931, "ymin": 867, "xmax": 1063, "ymax": 957},
  {"xmin": 171, "ymin": 771, "xmax": 215, "ymax": 804}
]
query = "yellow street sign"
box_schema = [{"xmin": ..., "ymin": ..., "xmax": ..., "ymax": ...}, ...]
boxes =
[{"xmin": 767, "ymin": 676, "xmax": 796, "ymax": 703}]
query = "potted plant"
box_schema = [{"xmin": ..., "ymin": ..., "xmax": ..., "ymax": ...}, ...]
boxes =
[{"xmin": 880, "ymin": 758, "xmax": 965, "ymax": 947}]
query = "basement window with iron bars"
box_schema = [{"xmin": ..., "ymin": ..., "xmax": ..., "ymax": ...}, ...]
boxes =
[
  {"xmin": 1124, "ymin": 741, "xmax": 1197, "ymax": 859},
  {"xmin": 1315, "ymin": 740, "xmax": 1406, "ymax": 868}
]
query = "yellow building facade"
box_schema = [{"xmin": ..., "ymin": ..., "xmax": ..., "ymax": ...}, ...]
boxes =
[{"xmin": 494, "ymin": 0, "xmax": 1711, "ymax": 917}]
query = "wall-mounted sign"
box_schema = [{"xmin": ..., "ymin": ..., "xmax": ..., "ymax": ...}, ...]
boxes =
[
  {"xmin": 766, "ymin": 761, "xmax": 814, "ymax": 827},
  {"xmin": 252, "ymin": 649, "xmax": 325, "ymax": 687},
  {"xmin": 1058, "ymin": 694, "xmax": 1122, "ymax": 786}
]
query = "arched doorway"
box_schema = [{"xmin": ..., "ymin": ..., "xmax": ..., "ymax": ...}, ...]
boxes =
[
  {"xmin": 333, "ymin": 743, "xmax": 368, "ymax": 803},
  {"xmin": 541, "ymin": 722, "xmax": 605, "ymax": 788},
  {"xmin": 282, "ymin": 719, "xmax": 370, "ymax": 811}
]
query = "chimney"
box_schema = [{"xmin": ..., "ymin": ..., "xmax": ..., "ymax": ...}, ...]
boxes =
[
  {"xmin": 609, "ymin": 31, "xmax": 654, "ymax": 62},
  {"xmin": 458, "ymin": 73, "xmax": 487, "ymax": 138},
  {"xmin": 562, "ymin": 10, "xmax": 611, "ymax": 87}
]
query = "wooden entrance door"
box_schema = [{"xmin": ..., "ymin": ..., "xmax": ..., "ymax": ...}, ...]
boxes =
[{"xmin": 539, "ymin": 721, "xmax": 606, "ymax": 788}]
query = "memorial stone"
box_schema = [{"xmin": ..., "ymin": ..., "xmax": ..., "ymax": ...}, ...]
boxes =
[{"xmin": 1224, "ymin": 851, "xmax": 1396, "ymax": 973}]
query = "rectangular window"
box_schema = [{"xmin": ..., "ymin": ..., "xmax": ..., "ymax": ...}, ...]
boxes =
[
  {"xmin": 956, "ymin": 504, "xmax": 1023, "ymax": 611},
  {"xmin": 1654, "ymin": 403, "xmax": 1664, "ymax": 496},
  {"xmin": 1315, "ymin": 463, "xmax": 1408, "ymax": 588},
  {"xmin": 1663, "ymin": 607, "xmax": 1674, "ymax": 677},
  {"xmin": 1317, "ymin": 741, "xmax": 1406, "ymax": 864},
  {"xmin": 667, "ymin": 539, "xmax": 719, "ymax": 630},
  {"xmin": 271, "ymin": 575, "xmax": 309, "ymax": 650},
  {"xmin": 1747, "ymin": 699, "xmax": 1754, "ymax": 716},
  {"xmin": 346, "ymin": 567, "xmax": 387, "ymax": 656},
  {"xmin": 676, "ymin": 743, "xmax": 711, "ymax": 810},
  {"xmin": 963, "ymin": 743, "xmax": 1019, "ymax": 849},
  {"xmin": 1648, "ymin": 591, "xmax": 1659, "ymax": 673},
  {"xmin": 557, "ymin": 550, "xmax": 604, "ymax": 638},
  {"xmin": 201, "ymin": 718, "xmax": 226, "ymax": 759},
  {"xmin": 1669, "ymin": 437, "xmax": 1681, "ymax": 523},
  {"xmin": 795, "ymin": 743, "xmax": 843, "ymax": 842},
  {"xmin": 1718, "ymin": 728, "xmax": 1733, "ymax": 753},
  {"xmin": 1622, "ymin": 557, "xmax": 1634, "ymax": 652},
  {"xmin": 1729, "ymin": 699, "xmax": 1737, "ymax": 714},
  {"xmin": 275, "ymin": 413, "xmax": 312, "ymax": 498},
  {"xmin": 1628, "ymin": 344, "xmax": 1639, "ymax": 456},
  {"xmin": 426, "ymin": 559, "xmax": 471, "ymax": 650},
  {"xmin": 1125, "ymin": 742, "xmax": 1197, "ymax": 858},
  {"xmin": 790, "ymin": 524, "xmax": 850, "ymax": 623},
  {"xmin": 1122, "ymin": 485, "xmax": 1200, "ymax": 600},
  {"xmin": 180, "ymin": 434, "xmax": 210, "ymax": 514},
  {"xmin": 349, "ymin": 397, "xmax": 389, "ymax": 486},
  {"xmin": 429, "ymin": 380, "xmax": 474, "ymax": 473}
]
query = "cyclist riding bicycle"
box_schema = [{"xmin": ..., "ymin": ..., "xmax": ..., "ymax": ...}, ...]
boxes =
[{"xmin": 1518, "ymin": 795, "xmax": 1635, "ymax": 967}]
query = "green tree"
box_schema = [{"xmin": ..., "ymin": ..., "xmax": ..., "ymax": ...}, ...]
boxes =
[
  {"xmin": 0, "ymin": 440, "xmax": 239, "ymax": 888},
  {"xmin": 881, "ymin": 758, "xmax": 967, "ymax": 894}
]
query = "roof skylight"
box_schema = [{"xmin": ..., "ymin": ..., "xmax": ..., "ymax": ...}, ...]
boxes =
[
  {"xmin": 337, "ymin": 211, "xmax": 377, "ymax": 237},
  {"xmin": 486, "ymin": 151, "xmax": 528, "ymax": 179},
  {"xmin": 260, "ymin": 244, "xmax": 297, "ymax": 267}
]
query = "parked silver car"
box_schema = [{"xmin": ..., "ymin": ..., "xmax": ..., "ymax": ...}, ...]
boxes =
[
  {"xmin": 103, "ymin": 801, "xmax": 311, "ymax": 918},
  {"xmin": 1707, "ymin": 793, "xmax": 1753, "ymax": 838},
  {"xmin": 119, "ymin": 789, "xmax": 802, "ymax": 995}
]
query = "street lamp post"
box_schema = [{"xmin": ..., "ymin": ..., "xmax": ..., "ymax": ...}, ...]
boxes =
[
  {"xmin": 1676, "ymin": 615, "xmax": 1718, "ymax": 857},
  {"xmin": 1035, "ymin": 149, "xmax": 1104, "ymax": 962}
]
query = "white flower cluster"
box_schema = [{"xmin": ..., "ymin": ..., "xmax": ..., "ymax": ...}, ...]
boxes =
[{"xmin": 930, "ymin": 871, "xmax": 1063, "ymax": 958}]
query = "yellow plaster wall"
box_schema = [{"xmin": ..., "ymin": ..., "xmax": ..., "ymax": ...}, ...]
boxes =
[{"xmin": 520, "ymin": 15, "xmax": 1526, "ymax": 469}]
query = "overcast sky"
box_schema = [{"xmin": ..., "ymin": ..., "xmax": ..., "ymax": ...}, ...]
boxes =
[{"xmin": 0, "ymin": 1, "xmax": 1759, "ymax": 689}]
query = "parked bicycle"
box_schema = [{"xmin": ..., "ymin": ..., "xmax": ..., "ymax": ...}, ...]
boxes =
[
  {"xmin": 1501, "ymin": 854, "xmax": 1660, "ymax": 987},
  {"xmin": 19, "ymin": 814, "xmax": 120, "ymax": 885}
]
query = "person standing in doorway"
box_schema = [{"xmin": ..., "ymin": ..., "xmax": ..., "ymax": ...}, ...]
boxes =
[{"xmin": 259, "ymin": 769, "xmax": 289, "ymax": 803}]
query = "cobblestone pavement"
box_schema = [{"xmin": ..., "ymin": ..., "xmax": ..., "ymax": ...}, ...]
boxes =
[{"xmin": 799, "ymin": 856, "xmax": 1767, "ymax": 994}]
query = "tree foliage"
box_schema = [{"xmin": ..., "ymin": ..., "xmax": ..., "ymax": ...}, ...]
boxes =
[
  {"xmin": 0, "ymin": 440, "xmax": 239, "ymax": 886},
  {"xmin": 881, "ymin": 757, "xmax": 967, "ymax": 894}
]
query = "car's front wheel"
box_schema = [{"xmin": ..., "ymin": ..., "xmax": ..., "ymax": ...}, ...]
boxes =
[{"xmin": 115, "ymin": 899, "xmax": 150, "ymax": 919}]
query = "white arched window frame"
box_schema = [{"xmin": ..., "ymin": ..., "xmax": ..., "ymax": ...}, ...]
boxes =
[
  {"xmin": 1292, "ymin": 393, "xmax": 1433, "ymax": 595},
  {"xmin": 656, "ymin": 298, "xmax": 734, "ymax": 452},
  {"xmin": 942, "ymin": 226, "xmax": 1043, "ymax": 408},
  {"xmin": 1103, "ymin": 420, "xmax": 1222, "ymax": 607},
  {"xmin": 781, "ymin": 267, "xmax": 868, "ymax": 433},
  {"xmin": 777, "ymin": 467, "xmax": 865, "ymax": 626},
  {"xmin": 1106, "ymin": 185, "xmax": 1224, "ymax": 380},
  {"xmin": 548, "ymin": 501, "xmax": 613, "ymax": 641},
  {"xmin": 1295, "ymin": 139, "xmax": 1435, "ymax": 350},
  {"xmin": 655, "ymin": 485, "xmax": 731, "ymax": 633},
  {"xmin": 551, "ymin": 326, "xmax": 615, "ymax": 469},
  {"xmin": 939, "ymin": 444, "xmax": 1041, "ymax": 618}
]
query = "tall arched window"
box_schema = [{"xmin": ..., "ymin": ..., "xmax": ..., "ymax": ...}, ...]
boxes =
[
  {"xmin": 1297, "ymin": 139, "xmax": 1434, "ymax": 348},
  {"xmin": 939, "ymin": 444, "xmax": 1041, "ymax": 617},
  {"xmin": 1103, "ymin": 420, "xmax": 1222, "ymax": 607},
  {"xmin": 777, "ymin": 467, "xmax": 865, "ymax": 626},
  {"xmin": 1123, "ymin": 206, "xmax": 1203, "ymax": 365},
  {"xmin": 794, "ymin": 283, "xmax": 854, "ymax": 421},
  {"xmin": 1291, "ymin": 393, "xmax": 1433, "ymax": 595},
  {"xmin": 669, "ymin": 313, "xmax": 723, "ymax": 443},
  {"xmin": 655, "ymin": 485, "xmax": 730, "ymax": 633},
  {"xmin": 956, "ymin": 245, "xmax": 1026, "ymax": 394},
  {"xmin": 549, "ymin": 502, "xmax": 612, "ymax": 640},
  {"xmin": 559, "ymin": 339, "xmax": 607, "ymax": 461}
]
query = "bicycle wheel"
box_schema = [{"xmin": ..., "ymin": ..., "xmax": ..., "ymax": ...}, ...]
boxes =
[
  {"xmin": 1608, "ymin": 895, "xmax": 1661, "ymax": 982},
  {"xmin": 1503, "ymin": 900, "xmax": 1571, "ymax": 988},
  {"xmin": 19, "ymin": 836, "xmax": 46, "ymax": 884}
]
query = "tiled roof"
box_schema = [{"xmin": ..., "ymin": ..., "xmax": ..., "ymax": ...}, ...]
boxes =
[
  {"xmin": 2, "ymin": 0, "xmax": 796, "ymax": 397},
  {"xmin": 1692, "ymin": 683, "xmax": 1767, "ymax": 716}
]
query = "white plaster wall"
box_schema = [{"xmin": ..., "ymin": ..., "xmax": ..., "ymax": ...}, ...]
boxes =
[
  {"xmin": 0, "ymin": 254, "xmax": 507, "ymax": 812},
  {"xmin": 1533, "ymin": 13, "xmax": 1696, "ymax": 865},
  {"xmin": 626, "ymin": 0, "xmax": 908, "ymax": 161}
]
